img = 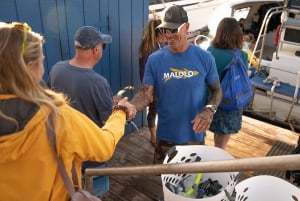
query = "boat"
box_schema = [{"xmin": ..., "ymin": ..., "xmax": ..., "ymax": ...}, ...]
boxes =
[{"xmin": 197, "ymin": 0, "xmax": 300, "ymax": 133}]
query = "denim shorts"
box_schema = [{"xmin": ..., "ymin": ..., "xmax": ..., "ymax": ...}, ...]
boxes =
[{"xmin": 209, "ymin": 109, "xmax": 242, "ymax": 134}]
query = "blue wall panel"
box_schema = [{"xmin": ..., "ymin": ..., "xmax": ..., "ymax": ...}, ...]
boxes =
[
  {"xmin": 108, "ymin": 0, "xmax": 121, "ymax": 92},
  {"xmin": 0, "ymin": 1, "xmax": 18, "ymax": 22},
  {"xmin": 55, "ymin": 1, "xmax": 71, "ymax": 60},
  {"xmin": 40, "ymin": 0, "xmax": 63, "ymax": 78},
  {"xmin": 64, "ymin": 0, "xmax": 84, "ymax": 56},
  {"xmin": 119, "ymin": 0, "xmax": 132, "ymax": 89},
  {"xmin": 0, "ymin": 0, "xmax": 148, "ymax": 130},
  {"xmin": 130, "ymin": 0, "xmax": 148, "ymax": 128}
]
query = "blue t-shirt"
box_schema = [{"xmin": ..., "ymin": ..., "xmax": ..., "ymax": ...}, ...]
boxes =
[
  {"xmin": 48, "ymin": 60, "xmax": 113, "ymax": 128},
  {"xmin": 143, "ymin": 44, "xmax": 219, "ymax": 144}
]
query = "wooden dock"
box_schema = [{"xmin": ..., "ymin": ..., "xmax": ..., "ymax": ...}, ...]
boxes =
[{"xmin": 101, "ymin": 116, "xmax": 299, "ymax": 201}]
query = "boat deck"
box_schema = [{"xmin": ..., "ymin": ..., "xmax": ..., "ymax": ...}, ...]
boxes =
[{"xmin": 101, "ymin": 116, "xmax": 299, "ymax": 201}]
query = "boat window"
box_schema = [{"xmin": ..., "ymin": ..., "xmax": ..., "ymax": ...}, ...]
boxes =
[
  {"xmin": 233, "ymin": 7, "xmax": 250, "ymax": 21},
  {"xmin": 288, "ymin": 0, "xmax": 300, "ymax": 10},
  {"xmin": 283, "ymin": 28, "xmax": 300, "ymax": 44}
]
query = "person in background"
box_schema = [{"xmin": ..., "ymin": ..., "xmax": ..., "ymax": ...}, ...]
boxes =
[
  {"xmin": 242, "ymin": 33, "xmax": 259, "ymax": 71},
  {"xmin": 0, "ymin": 21, "xmax": 136, "ymax": 201},
  {"xmin": 48, "ymin": 25, "xmax": 116, "ymax": 196},
  {"xmin": 207, "ymin": 17, "xmax": 248, "ymax": 149},
  {"xmin": 130, "ymin": 5, "xmax": 222, "ymax": 164},
  {"xmin": 139, "ymin": 18, "xmax": 166, "ymax": 146},
  {"xmin": 239, "ymin": 18, "xmax": 246, "ymax": 34},
  {"xmin": 242, "ymin": 33, "xmax": 255, "ymax": 51}
]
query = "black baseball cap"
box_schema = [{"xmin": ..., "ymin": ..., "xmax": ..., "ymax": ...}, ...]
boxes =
[{"xmin": 156, "ymin": 5, "xmax": 188, "ymax": 30}]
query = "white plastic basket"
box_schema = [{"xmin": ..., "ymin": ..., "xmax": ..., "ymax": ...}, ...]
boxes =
[
  {"xmin": 235, "ymin": 175, "xmax": 300, "ymax": 201},
  {"xmin": 161, "ymin": 145, "xmax": 239, "ymax": 201}
]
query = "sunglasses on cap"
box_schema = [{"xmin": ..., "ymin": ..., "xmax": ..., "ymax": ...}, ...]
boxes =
[{"xmin": 158, "ymin": 23, "xmax": 185, "ymax": 34}]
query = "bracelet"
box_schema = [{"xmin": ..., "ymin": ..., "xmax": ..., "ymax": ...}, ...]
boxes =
[{"xmin": 113, "ymin": 104, "xmax": 129, "ymax": 120}]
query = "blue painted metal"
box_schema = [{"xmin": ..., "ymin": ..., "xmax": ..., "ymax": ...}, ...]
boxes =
[{"xmin": 0, "ymin": 0, "xmax": 149, "ymax": 130}]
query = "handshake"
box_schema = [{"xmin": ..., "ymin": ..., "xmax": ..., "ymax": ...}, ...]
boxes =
[
  {"xmin": 113, "ymin": 86, "xmax": 137, "ymax": 121},
  {"xmin": 113, "ymin": 96, "xmax": 136, "ymax": 121}
]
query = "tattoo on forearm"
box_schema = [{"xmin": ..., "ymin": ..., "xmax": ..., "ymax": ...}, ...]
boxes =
[{"xmin": 130, "ymin": 85, "xmax": 153, "ymax": 111}]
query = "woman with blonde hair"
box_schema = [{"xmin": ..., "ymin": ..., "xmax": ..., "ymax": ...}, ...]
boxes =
[{"xmin": 0, "ymin": 22, "xmax": 136, "ymax": 201}]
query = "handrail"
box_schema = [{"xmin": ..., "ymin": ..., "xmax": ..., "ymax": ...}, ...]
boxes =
[
  {"xmin": 250, "ymin": 6, "xmax": 285, "ymax": 68},
  {"xmin": 286, "ymin": 71, "xmax": 300, "ymax": 126},
  {"xmin": 85, "ymin": 154, "xmax": 300, "ymax": 193}
]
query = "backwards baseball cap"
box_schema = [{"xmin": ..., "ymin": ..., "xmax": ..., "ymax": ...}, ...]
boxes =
[
  {"xmin": 74, "ymin": 26, "xmax": 112, "ymax": 50},
  {"xmin": 156, "ymin": 5, "xmax": 188, "ymax": 30}
]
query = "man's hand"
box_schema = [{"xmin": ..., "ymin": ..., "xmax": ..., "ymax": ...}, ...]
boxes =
[
  {"xmin": 191, "ymin": 108, "xmax": 214, "ymax": 133},
  {"xmin": 112, "ymin": 95, "xmax": 122, "ymax": 106},
  {"xmin": 117, "ymin": 97, "xmax": 137, "ymax": 120}
]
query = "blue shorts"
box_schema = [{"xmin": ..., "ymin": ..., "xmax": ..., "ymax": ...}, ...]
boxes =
[{"xmin": 209, "ymin": 109, "xmax": 242, "ymax": 134}]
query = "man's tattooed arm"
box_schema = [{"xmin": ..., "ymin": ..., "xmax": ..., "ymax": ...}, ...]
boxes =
[{"xmin": 130, "ymin": 84, "xmax": 154, "ymax": 112}]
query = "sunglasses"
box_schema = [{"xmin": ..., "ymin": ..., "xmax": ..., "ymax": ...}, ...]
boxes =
[
  {"xmin": 10, "ymin": 22, "xmax": 32, "ymax": 55},
  {"xmin": 159, "ymin": 28, "xmax": 178, "ymax": 34},
  {"xmin": 158, "ymin": 23, "xmax": 185, "ymax": 34}
]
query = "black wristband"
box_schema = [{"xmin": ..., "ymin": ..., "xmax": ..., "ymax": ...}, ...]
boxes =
[{"xmin": 113, "ymin": 105, "xmax": 129, "ymax": 120}]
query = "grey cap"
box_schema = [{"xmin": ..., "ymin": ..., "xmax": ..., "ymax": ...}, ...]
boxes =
[
  {"xmin": 156, "ymin": 5, "xmax": 188, "ymax": 30},
  {"xmin": 74, "ymin": 26, "xmax": 112, "ymax": 50}
]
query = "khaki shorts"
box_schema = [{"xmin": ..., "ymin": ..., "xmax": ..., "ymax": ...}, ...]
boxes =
[{"xmin": 153, "ymin": 139, "xmax": 205, "ymax": 164}]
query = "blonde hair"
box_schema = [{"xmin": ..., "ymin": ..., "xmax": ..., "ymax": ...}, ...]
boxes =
[{"xmin": 0, "ymin": 22, "xmax": 66, "ymax": 129}]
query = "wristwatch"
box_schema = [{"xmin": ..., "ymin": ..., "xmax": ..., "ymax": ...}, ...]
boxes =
[{"xmin": 205, "ymin": 104, "xmax": 217, "ymax": 114}]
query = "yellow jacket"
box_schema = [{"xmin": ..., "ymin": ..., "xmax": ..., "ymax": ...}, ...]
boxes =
[
  {"xmin": 0, "ymin": 94, "xmax": 126, "ymax": 201},
  {"xmin": 243, "ymin": 49, "xmax": 259, "ymax": 70}
]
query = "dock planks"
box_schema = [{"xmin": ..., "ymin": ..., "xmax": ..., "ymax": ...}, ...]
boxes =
[{"xmin": 101, "ymin": 116, "xmax": 299, "ymax": 201}]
